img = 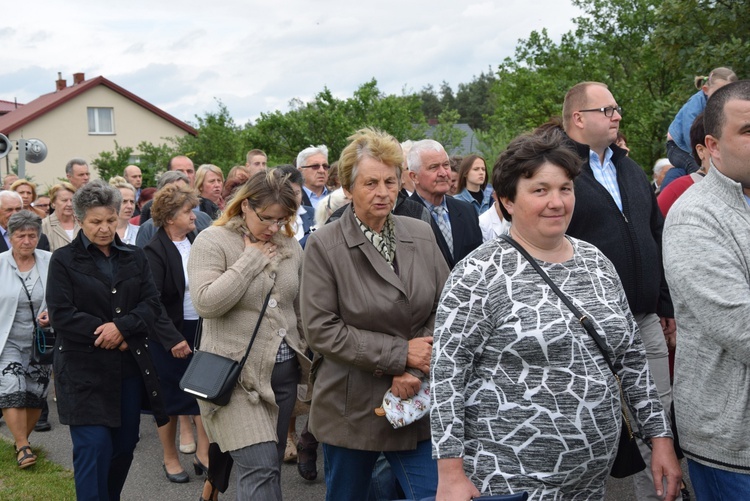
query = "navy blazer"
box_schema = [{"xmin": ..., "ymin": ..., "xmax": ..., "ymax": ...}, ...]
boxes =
[
  {"xmin": 144, "ymin": 227, "xmax": 194, "ymax": 350},
  {"xmin": 409, "ymin": 192, "xmax": 482, "ymax": 269}
]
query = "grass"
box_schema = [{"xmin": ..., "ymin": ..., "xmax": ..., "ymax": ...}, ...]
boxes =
[{"xmin": 0, "ymin": 437, "xmax": 76, "ymax": 500}]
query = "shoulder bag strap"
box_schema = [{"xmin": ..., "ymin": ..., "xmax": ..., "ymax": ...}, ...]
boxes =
[
  {"xmin": 17, "ymin": 275, "xmax": 40, "ymax": 333},
  {"xmin": 498, "ymin": 234, "xmax": 616, "ymax": 375},
  {"xmin": 192, "ymin": 287, "xmax": 273, "ymax": 370},
  {"xmin": 238, "ymin": 287, "xmax": 273, "ymax": 369}
]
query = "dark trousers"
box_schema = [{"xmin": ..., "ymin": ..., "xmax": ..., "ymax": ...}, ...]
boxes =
[{"xmin": 69, "ymin": 376, "xmax": 143, "ymax": 501}]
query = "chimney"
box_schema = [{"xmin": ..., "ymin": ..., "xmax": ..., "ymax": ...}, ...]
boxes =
[
  {"xmin": 55, "ymin": 72, "xmax": 67, "ymax": 91},
  {"xmin": 73, "ymin": 72, "xmax": 85, "ymax": 85}
]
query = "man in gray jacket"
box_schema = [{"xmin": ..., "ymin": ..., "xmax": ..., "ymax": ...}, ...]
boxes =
[{"xmin": 663, "ymin": 80, "xmax": 750, "ymax": 498}]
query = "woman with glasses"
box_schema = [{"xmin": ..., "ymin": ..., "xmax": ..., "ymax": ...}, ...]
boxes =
[{"xmin": 188, "ymin": 171, "xmax": 311, "ymax": 500}]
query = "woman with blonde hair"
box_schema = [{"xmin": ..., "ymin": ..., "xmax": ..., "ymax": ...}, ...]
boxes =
[
  {"xmin": 108, "ymin": 176, "xmax": 140, "ymax": 245},
  {"xmin": 195, "ymin": 164, "xmax": 225, "ymax": 214},
  {"xmin": 189, "ymin": 171, "xmax": 310, "ymax": 499},
  {"xmin": 41, "ymin": 183, "xmax": 79, "ymax": 251},
  {"xmin": 10, "ymin": 179, "xmax": 45, "ymax": 219},
  {"xmin": 664, "ymin": 67, "xmax": 737, "ymax": 188}
]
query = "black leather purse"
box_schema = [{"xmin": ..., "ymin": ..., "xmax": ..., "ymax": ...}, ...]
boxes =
[
  {"xmin": 180, "ymin": 288, "xmax": 272, "ymax": 406},
  {"xmin": 499, "ymin": 235, "xmax": 646, "ymax": 478},
  {"xmin": 18, "ymin": 276, "xmax": 55, "ymax": 365}
]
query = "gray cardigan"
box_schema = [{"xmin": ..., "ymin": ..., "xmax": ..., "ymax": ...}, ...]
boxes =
[{"xmin": 663, "ymin": 167, "xmax": 750, "ymax": 473}]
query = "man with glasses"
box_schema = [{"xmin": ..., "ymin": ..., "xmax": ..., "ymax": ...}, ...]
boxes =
[
  {"xmin": 562, "ymin": 82, "xmax": 679, "ymax": 501},
  {"xmin": 296, "ymin": 145, "xmax": 330, "ymax": 209}
]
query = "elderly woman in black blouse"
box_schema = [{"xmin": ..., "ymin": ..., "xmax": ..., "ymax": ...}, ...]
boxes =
[{"xmin": 46, "ymin": 180, "xmax": 167, "ymax": 500}]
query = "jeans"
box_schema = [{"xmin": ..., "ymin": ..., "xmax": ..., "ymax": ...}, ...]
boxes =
[
  {"xmin": 688, "ymin": 459, "xmax": 750, "ymax": 500},
  {"xmin": 666, "ymin": 140, "xmax": 699, "ymax": 175},
  {"xmin": 69, "ymin": 376, "xmax": 143, "ymax": 501},
  {"xmin": 323, "ymin": 439, "xmax": 437, "ymax": 501}
]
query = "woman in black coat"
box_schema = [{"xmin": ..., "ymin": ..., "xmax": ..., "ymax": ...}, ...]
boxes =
[
  {"xmin": 144, "ymin": 183, "xmax": 210, "ymax": 483},
  {"xmin": 46, "ymin": 180, "xmax": 167, "ymax": 501}
]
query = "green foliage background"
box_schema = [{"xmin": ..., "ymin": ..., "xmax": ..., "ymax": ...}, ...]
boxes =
[{"xmin": 93, "ymin": 0, "xmax": 747, "ymax": 182}]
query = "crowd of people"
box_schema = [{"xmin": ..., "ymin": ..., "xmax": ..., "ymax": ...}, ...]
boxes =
[{"xmin": 0, "ymin": 74, "xmax": 747, "ymax": 501}]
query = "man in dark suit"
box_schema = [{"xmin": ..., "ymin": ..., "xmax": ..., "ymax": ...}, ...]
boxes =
[
  {"xmin": 407, "ymin": 140, "xmax": 482, "ymax": 269},
  {"xmin": 0, "ymin": 191, "xmax": 50, "ymax": 252}
]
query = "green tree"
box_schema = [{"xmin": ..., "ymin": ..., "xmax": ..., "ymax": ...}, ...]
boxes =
[
  {"xmin": 173, "ymin": 100, "xmax": 245, "ymax": 171},
  {"xmin": 92, "ymin": 141, "xmax": 134, "ymax": 183},
  {"xmin": 419, "ymin": 84, "xmax": 442, "ymax": 120},
  {"xmin": 455, "ymin": 70, "xmax": 497, "ymax": 130},
  {"xmin": 431, "ymin": 109, "xmax": 467, "ymax": 155},
  {"xmin": 247, "ymin": 79, "xmax": 427, "ymax": 163}
]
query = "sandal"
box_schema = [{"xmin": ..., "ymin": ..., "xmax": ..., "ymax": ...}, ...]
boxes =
[{"xmin": 15, "ymin": 444, "xmax": 37, "ymax": 469}]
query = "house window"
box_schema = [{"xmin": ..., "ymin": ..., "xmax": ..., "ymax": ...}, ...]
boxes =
[{"xmin": 87, "ymin": 107, "xmax": 114, "ymax": 134}]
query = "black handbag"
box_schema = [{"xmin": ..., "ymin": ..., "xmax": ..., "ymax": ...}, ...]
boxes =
[
  {"xmin": 17, "ymin": 275, "xmax": 55, "ymax": 365},
  {"xmin": 179, "ymin": 288, "xmax": 273, "ymax": 406},
  {"xmin": 499, "ymin": 234, "xmax": 646, "ymax": 478}
]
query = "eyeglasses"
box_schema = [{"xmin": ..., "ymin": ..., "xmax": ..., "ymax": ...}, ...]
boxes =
[
  {"xmin": 300, "ymin": 163, "xmax": 330, "ymax": 171},
  {"xmin": 578, "ymin": 106, "xmax": 623, "ymax": 118},
  {"xmin": 32, "ymin": 203, "xmax": 50, "ymax": 209},
  {"xmin": 252, "ymin": 207, "xmax": 291, "ymax": 227}
]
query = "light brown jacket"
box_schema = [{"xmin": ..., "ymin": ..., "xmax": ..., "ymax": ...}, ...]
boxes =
[
  {"xmin": 301, "ymin": 208, "xmax": 449, "ymax": 451},
  {"xmin": 41, "ymin": 212, "xmax": 80, "ymax": 252}
]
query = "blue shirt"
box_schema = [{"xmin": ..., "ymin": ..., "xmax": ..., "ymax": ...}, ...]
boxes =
[
  {"xmin": 303, "ymin": 186, "xmax": 329, "ymax": 210},
  {"xmin": 416, "ymin": 193, "xmax": 451, "ymax": 228},
  {"xmin": 589, "ymin": 148, "xmax": 623, "ymax": 212},
  {"xmin": 668, "ymin": 90, "xmax": 707, "ymax": 153}
]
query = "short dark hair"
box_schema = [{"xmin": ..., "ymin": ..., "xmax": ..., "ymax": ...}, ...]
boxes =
[
  {"xmin": 493, "ymin": 129, "xmax": 581, "ymax": 221},
  {"xmin": 72, "ymin": 179, "xmax": 122, "ymax": 221},
  {"xmin": 704, "ymin": 80, "xmax": 750, "ymax": 139},
  {"xmin": 689, "ymin": 113, "xmax": 706, "ymax": 164},
  {"xmin": 8, "ymin": 209, "xmax": 41, "ymax": 237},
  {"xmin": 273, "ymin": 164, "xmax": 304, "ymax": 186}
]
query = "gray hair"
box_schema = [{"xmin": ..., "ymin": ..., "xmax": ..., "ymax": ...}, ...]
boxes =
[
  {"xmin": 407, "ymin": 139, "xmax": 446, "ymax": 173},
  {"xmin": 157, "ymin": 170, "xmax": 190, "ymax": 190},
  {"xmin": 0, "ymin": 190, "xmax": 23, "ymax": 208},
  {"xmin": 652, "ymin": 159, "xmax": 672, "ymax": 177},
  {"xmin": 8, "ymin": 209, "xmax": 42, "ymax": 237},
  {"xmin": 73, "ymin": 179, "xmax": 122, "ymax": 221},
  {"xmin": 401, "ymin": 140, "xmax": 414, "ymax": 170},
  {"xmin": 296, "ymin": 145, "xmax": 329, "ymax": 169},
  {"xmin": 65, "ymin": 157, "xmax": 88, "ymax": 176},
  {"xmin": 108, "ymin": 176, "xmax": 137, "ymax": 196}
]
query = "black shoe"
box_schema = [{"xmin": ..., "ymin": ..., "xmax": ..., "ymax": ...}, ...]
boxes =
[
  {"xmin": 193, "ymin": 456, "xmax": 207, "ymax": 476},
  {"xmin": 296, "ymin": 443, "xmax": 317, "ymax": 481},
  {"xmin": 163, "ymin": 464, "xmax": 189, "ymax": 483},
  {"xmin": 34, "ymin": 420, "xmax": 51, "ymax": 432}
]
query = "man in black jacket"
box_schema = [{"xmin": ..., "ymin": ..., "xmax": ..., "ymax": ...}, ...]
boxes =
[
  {"xmin": 407, "ymin": 139, "xmax": 482, "ymax": 269},
  {"xmin": 562, "ymin": 82, "xmax": 680, "ymax": 500}
]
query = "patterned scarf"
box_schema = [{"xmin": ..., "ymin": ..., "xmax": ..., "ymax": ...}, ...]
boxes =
[{"xmin": 353, "ymin": 212, "xmax": 396, "ymax": 271}]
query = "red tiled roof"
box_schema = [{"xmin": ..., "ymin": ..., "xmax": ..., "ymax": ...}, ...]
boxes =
[
  {"xmin": 0, "ymin": 76, "xmax": 197, "ymax": 136},
  {"xmin": 0, "ymin": 99, "xmax": 23, "ymax": 114}
]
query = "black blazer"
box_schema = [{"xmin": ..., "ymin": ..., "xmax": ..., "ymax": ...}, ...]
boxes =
[
  {"xmin": 409, "ymin": 192, "xmax": 483, "ymax": 269},
  {"xmin": 46, "ymin": 233, "xmax": 167, "ymax": 427},
  {"xmin": 144, "ymin": 228, "xmax": 194, "ymax": 350},
  {"xmin": 0, "ymin": 232, "xmax": 50, "ymax": 253}
]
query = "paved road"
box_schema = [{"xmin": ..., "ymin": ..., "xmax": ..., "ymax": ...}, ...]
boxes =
[{"xmin": 1, "ymin": 393, "xmax": 691, "ymax": 500}]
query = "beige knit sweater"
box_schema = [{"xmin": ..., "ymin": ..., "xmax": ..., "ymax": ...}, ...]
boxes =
[{"xmin": 187, "ymin": 217, "xmax": 310, "ymax": 452}]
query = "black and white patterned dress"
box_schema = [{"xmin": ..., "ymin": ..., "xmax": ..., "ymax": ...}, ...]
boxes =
[{"xmin": 430, "ymin": 237, "xmax": 670, "ymax": 500}]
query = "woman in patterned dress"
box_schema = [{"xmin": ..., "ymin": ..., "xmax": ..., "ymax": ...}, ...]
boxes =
[{"xmin": 430, "ymin": 130, "xmax": 681, "ymax": 500}]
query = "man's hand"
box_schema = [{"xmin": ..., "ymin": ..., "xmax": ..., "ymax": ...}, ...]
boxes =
[
  {"xmin": 406, "ymin": 336, "xmax": 433, "ymax": 374},
  {"xmin": 171, "ymin": 340, "xmax": 192, "ymax": 359},
  {"xmin": 390, "ymin": 372, "xmax": 422, "ymax": 399},
  {"xmin": 436, "ymin": 458, "xmax": 480, "ymax": 501},
  {"xmin": 94, "ymin": 322, "xmax": 124, "ymax": 349},
  {"xmin": 651, "ymin": 437, "xmax": 682, "ymax": 500},
  {"xmin": 659, "ymin": 317, "xmax": 677, "ymax": 350}
]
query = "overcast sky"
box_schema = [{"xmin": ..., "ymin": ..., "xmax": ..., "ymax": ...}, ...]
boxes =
[{"xmin": 1, "ymin": 0, "xmax": 581, "ymax": 126}]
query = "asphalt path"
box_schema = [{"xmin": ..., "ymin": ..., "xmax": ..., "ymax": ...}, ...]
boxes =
[{"xmin": 1, "ymin": 393, "xmax": 691, "ymax": 500}]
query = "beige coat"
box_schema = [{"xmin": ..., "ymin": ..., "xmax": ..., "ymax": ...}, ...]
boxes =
[
  {"xmin": 188, "ymin": 217, "xmax": 310, "ymax": 452},
  {"xmin": 301, "ymin": 208, "xmax": 449, "ymax": 451},
  {"xmin": 41, "ymin": 212, "xmax": 80, "ymax": 252}
]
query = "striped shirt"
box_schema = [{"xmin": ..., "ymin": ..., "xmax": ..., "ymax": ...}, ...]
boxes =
[{"xmin": 589, "ymin": 148, "xmax": 623, "ymax": 212}]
